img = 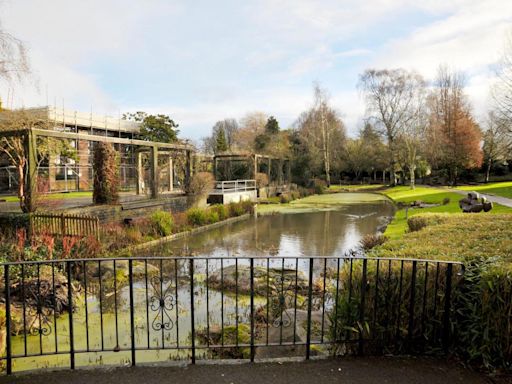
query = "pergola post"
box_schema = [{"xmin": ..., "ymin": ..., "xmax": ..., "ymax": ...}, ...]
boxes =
[
  {"xmin": 286, "ymin": 160, "xmax": 291, "ymax": 184},
  {"xmin": 168, "ymin": 156, "xmax": 174, "ymax": 192},
  {"xmin": 267, "ymin": 157, "xmax": 271, "ymax": 184},
  {"xmin": 150, "ymin": 146, "xmax": 158, "ymax": 199},
  {"xmin": 185, "ymin": 150, "xmax": 192, "ymax": 193},
  {"xmin": 278, "ymin": 159, "xmax": 284, "ymax": 185},
  {"xmin": 25, "ymin": 129, "xmax": 38, "ymax": 212},
  {"xmin": 136, "ymin": 151, "xmax": 143, "ymax": 195},
  {"xmin": 253, "ymin": 154, "xmax": 258, "ymax": 179}
]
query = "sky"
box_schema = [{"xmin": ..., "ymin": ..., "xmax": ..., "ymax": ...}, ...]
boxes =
[{"xmin": 1, "ymin": 0, "xmax": 511, "ymax": 144}]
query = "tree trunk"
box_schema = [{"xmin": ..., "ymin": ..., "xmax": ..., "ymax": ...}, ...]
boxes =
[
  {"xmin": 409, "ymin": 166, "xmax": 415, "ymax": 190},
  {"xmin": 17, "ymin": 162, "xmax": 28, "ymax": 213},
  {"xmin": 485, "ymin": 160, "xmax": 492, "ymax": 183}
]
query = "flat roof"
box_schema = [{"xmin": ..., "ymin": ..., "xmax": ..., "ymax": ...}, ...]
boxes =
[{"xmin": 24, "ymin": 106, "xmax": 141, "ymax": 134}]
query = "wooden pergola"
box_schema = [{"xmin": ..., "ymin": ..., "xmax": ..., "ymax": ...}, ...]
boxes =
[
  {"xmin": 2, "ymin": 127, "xmax": 195, "ymax": 200},
  {"xmin": 213, "ymin": 152, "xmax": 291, "ymax": 185}
]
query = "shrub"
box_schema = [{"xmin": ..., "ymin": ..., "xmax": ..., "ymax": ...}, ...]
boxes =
[
  {"xmin": 240, "ymin": 200, "xmax": 254, "ymax": 214},
  {"xmin": 360, "ymin": 233, "xmax": 388, "ymax": 250},
  {"xmin": 210, "ymin": 204, "xmax": 228, "ymax": 220},
  {"xmin": 187, "ymin": 172, "xmax": 215, "ymax": 197},
  {"xmin": 125, "ymin": 226, "xmax": 143, "ymax": 243},
  {"xmin": 93, "ymin": 142, "xmax": 120, "ymax": 204},
  {"xmin": 279, "ymin": 194, "xmax": 291, "ymax": 204},
  {"xmin": 407, "ymin": 216, "xmax": 428, "ymax": 232},
  {"xmin": 150, "ymin": 210, "xmax": 173, "ymax": 236},
  {"xmin": 186, "ymin": 208, "xmax": 208, "ymax": 226},
  {"xmin": 228, "ymin": 202, "xmax": 245, "ymax": 217},
  {"xmin": 291, "ymin": 190, "xmax": 301, "ymax": 200},
  {"xmin": 206, "ymin": 209, "xmax": 220, "ymax": 224},
  {"xmin": 313, "ymin": 178, "xmax": 327, "ymax": 194},
  {"xmin": 442, "ymin": 197, "xmax": 451, "ymax": 205}
]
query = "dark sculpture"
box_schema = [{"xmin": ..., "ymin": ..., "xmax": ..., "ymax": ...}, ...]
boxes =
[{"xmin": 459, "ymin": 191, "xmax": 493, "ymax": 213}]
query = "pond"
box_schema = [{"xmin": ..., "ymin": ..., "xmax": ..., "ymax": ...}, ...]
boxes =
[
  {"xmin": 7, "ymin": 193, "xmax": 395, "ymax": 372},
  {"xmin": 136, "ymin": 193, "xmax": 395, "ymax": 258}
]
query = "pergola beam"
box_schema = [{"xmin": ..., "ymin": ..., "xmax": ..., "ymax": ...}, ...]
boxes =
[{"xmin": 31, "ymin": 128, "xmax": 194, "ymax": 151}]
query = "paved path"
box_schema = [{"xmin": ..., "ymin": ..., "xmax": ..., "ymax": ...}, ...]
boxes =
[
  {"xmin": 0, "ymin": 357, "xmax": 496, "ymax": 384},
  {"xmin": 448, "ymin": 188, "xmax": 512, "ymax": 208}
]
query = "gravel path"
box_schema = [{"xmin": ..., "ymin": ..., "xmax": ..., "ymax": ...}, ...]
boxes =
[{"xmin": 0, "ymin": 357, "xmax": 495, "ymax": 384}]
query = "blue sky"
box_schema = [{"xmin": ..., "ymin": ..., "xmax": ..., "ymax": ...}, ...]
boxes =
[{"xmin": 1, "ymin": 0, "xmax": 512, "ymax": 144}]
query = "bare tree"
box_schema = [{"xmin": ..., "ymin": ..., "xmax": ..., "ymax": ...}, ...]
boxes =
[
  {"xmin": 0, "ymin": 24, "xmax": 30, "ymax": 83},
  {"xmin": 295, "ymin": 84, "xmax": 346, "ymax": 186},
  {"xmin": 358, "ymin": 69, "xmax": 425, "ymax": 186},
  {"xmin": 493, "ymin": 33, "xmax": 512, "ymax": 127},
  {"xmin": 482, "ymin": 111, "xmax": 511, "ymax": 182}
]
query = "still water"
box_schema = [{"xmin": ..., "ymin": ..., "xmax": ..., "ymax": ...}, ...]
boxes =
[{"xmin": 137, "ymin": 193, "xmax": 395, "ymax": 258}]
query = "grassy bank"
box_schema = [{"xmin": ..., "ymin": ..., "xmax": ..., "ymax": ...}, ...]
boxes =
[
  {"xmin": 379, "ymin": 186, "xmax": 512, "ymax": 239},
  {"xmin": 367, "ymin": 213, "xmax": 512, "ymax": 371}
]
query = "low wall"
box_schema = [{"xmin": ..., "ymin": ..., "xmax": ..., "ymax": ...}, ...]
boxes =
[{"xmin": 64, "ymin": 195, "xmax": 197, "ymax": 223}]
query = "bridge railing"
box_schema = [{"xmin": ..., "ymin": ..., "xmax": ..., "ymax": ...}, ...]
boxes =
[
  {"xmin": 214, "ymin": 179, "xmax": 257, "ymax": 193},
  {"xmin": 0, "ymin": 256, "xmax": 463, "ymax": 374}
]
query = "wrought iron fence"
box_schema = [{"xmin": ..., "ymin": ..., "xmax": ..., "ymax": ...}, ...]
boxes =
[{"xmin": 0, "ymin": 256, "xmax": 463, "ymax": 374}]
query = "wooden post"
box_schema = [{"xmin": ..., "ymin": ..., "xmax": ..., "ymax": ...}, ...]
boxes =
[
  {"xmin": 136, "ymin": 151, "xmax": 143, "ymax": 195},
  {"xmin": 150, "ymin": 146, "xmax": 158, "ymax": 199},
  {"xmin": 168, "ymin": 157, "xmax": 174, "ymax": 192},
  {"xmin": 253, "ymin": 154, "xmax": 258, "ymax": 179},
  {"xmin": 25, "ymin": 129, "xmax": 38, "ymax": 212},
  {"xmin": 185, "ymin": 150, "xmax": 191, "ymax": 194},
  {"xmin": 60, "ymin": 213, "xmax": 66, "ymax": 237},
  {"xmin": 267, "ymin": 157, "xmax": 271, "ymax": 183}
]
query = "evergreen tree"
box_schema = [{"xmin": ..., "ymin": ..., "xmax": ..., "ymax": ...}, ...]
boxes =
[{"xmin": 216, "ymin": 128, "xmax": 228, "ymax": 152}]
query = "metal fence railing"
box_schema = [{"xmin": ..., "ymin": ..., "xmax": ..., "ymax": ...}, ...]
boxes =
[
  {"xmin": 214, "ymin": 179, "xmax": 256, "ymax": 193},
  {"xmin": 0, "ymin": 256, "xmax": 463, "ymax": 374}
]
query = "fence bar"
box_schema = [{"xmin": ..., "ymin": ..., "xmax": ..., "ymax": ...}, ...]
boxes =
[
  {"xmin": 250, "ymin": 257, "xmax": 255, "ymax": 362},
  {"xmin": 4, "ymin": 265, "xmax": 12, "ymax": 374},
  {"xmin": 67, "ymin": 261, "xmax": 75, "ymax": 369},
  {"xmin": 305, "ymin": 258, "xmax": 314, "ymax": 360},
  {"xmin": 190, "ymin": 259, "xmax": 196, "ymax": 364},
  {"xmin": 128, "ymin": 260, "xmax": 136, "ymax": 366},
  {"xmin": 443, "ymin": 263, "xmax": 453, "ymax": 352},
  {"xmin": 358, "ymin": 258, "xmax": 368, "ymax": 355},
  {"xmin": 408, "ymin": 261, "xmax": 417, "ymax": 349}
]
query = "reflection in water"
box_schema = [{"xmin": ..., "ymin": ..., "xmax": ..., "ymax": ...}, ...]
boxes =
[{"xmin": 139, "ymin": 201, "xmax": 394, "ymax": 258}]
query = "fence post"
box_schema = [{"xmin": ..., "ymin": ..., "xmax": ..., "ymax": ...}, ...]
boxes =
[
  {"xmin": 189, "ymin": 259, "xmax": 196, "ymax": 364},
  {"xmin": 442, "ymin": 263, "xmax": 453, "ymax": 353},
  {"xmin": 4, "ymin": 265, "xmax": 12, "ymax": 374},
  {"xmin": 128, "ymin": 260, "xmax": 136, "ymax": 366},
  {"xmin": 250, "ymin": 258, "xmax": 255, "ymax": 362},
  {"xmin": 408, "ymin": 261, "xmax": 417, "ymax": 351},
  {"xmin": 305, "ymin": 258, "xmax": 314, "ymax": 360},
  {"xmin": 67, "ymin": 261, "xmax": 75, "ymax": 369},
  {"xmin": 61, "ymin": 213, "xmax": 66, "ymax": 237},
  {"xmin": 358, "ymin": 258, "xmax": 368, "ymax": 355}
]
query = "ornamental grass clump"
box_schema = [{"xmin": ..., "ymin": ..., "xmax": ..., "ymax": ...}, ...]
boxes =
[
  {"xmin": 150, "ymin": 210, "xmax": 173, "ymax": 236},
  {"xmin": 186, "ymin": 207, "xmax": 208, "ymax": 226}
]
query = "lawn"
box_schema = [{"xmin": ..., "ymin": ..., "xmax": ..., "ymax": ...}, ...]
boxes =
[
  {"xmin": 328, "ymin": 184, "xmax": 384, "ymax": 192},
  {"xmin": 457, "ymin": 181, "xmax": 512, "ymax": 199},
  {"xmin": 1, "ymin": 191, "xmax": 93, "ymax": 202},
  {"xmin": 379, "ymin": 185, "xmax": 512, "ymax": 239}
]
